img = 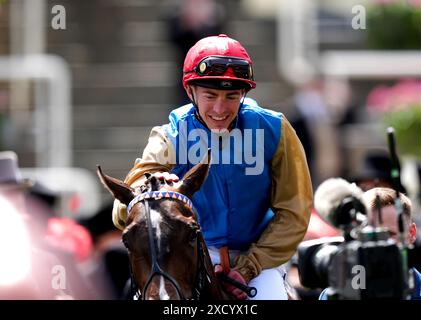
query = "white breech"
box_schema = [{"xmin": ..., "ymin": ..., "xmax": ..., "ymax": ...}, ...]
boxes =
[{"xmin": 208, "ymin": 247, "xmax": 288, "ymax": 300}]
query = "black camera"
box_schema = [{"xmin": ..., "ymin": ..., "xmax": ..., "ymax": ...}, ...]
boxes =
[{"xmin": 297, "ymin": 196, "xmax": 412, "ymax": 300}]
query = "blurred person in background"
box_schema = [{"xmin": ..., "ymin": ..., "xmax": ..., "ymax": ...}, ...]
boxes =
[
  {"xmin": 167, "ymin": 0, "xmax": 225, "ymax": 105},
  {"xmin": 348, "ymin": 149, "xmax": 417, "ymax": 263},
  {"xmin": 0, "ymin": 151, "xmax": 96, "ymax": 299},
  {"xmin": 319, "ymin": 187, "xmax": 421, "ymax": 299},
  {"xmin": 79, "ymin": 201, "xmax": 130, "ymax": 299},
  {"xmin": 363, "ymin": 188, "xmax": 420, "ymax": 300},
  {"xmin": 0, "ymin": 151, "xmax": 57, "ymax": 299},
  {"xmin": 289, "ymin": 78, "xmax": 342, "ymax": 188},
  {"xmin": 363, "ymin": 188, "xmax": 416, "ymax": 245},
  {"xmin": 350, "ymin": 151, "xmax": 405, "ymax": 193},
  {"xmin": 0, "ymin": 192, "xmax": 38, "ymax": 299},
  {"xmin": 291, "ymin": 147, "xmax": 408, "ymax": 299}
]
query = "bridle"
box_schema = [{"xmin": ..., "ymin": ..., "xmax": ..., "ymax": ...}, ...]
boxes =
[{"xmin": 125, "ymin": 191, "xmax": 210, "ymax": 300}]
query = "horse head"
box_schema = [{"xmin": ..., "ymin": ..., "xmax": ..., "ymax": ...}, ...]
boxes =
[{"xmin": 97, "ymin": 150, "xmax": 226, "ymax": 300}]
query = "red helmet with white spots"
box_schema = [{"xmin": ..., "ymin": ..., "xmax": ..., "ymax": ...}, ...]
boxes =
[{"xmin": 182, "ymin": 34, "xmax": 256, "ymax": 91}]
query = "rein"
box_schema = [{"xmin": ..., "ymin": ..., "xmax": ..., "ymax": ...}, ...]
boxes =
[{"xmin": 126, "ymin": 191, "xmax": 209, "ymax": 300}]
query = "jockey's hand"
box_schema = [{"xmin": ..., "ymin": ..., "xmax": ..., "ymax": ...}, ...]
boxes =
[
  {"xmin": 145, "ymin": 172, "xmax": 179, "ymax": 185},
  {"xmin": 214, "ymin": 264, "xmax": 248, "ymax": 300}
]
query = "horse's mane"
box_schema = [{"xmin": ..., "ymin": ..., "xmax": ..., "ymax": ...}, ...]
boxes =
[{"xmin": 143, "ymin": 173, "xmax": 164, "ymax": 192}]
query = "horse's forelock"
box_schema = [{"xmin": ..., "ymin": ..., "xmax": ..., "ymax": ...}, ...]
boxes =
[
  {"xmin": 143, "ymin": 178, "xmax": 193, "ymax": 219},
  {"xmin": 148, "ymin": 176, "xmax": 163, "ymax": 192}
]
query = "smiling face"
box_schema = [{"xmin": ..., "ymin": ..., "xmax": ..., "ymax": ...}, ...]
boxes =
[{"xmin": 187, "ymin": 85, "xmax": 245, "ymax": 130}]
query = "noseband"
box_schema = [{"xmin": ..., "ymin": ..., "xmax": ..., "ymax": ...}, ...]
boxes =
[{"xmin": 126, "ymin": 191, "xmax": 208, "ymax": 300}]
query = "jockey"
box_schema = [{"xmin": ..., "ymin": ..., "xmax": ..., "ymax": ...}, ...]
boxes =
[{"xmin": 112, "ymin": 34, "xmax": 313, "ymax": 300}]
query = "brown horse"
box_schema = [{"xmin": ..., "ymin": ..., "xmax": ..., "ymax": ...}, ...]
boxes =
[
  {"xmin": 97, "ymin": 151, "xmax": 299, "ymax": 300},
  {"xmin": 97, "ymin": 153, "xmax": 231, "ymax": 300}
]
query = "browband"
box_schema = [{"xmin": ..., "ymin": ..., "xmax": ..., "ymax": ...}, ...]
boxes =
[{"xmin": 127, "ymin": 191, "xmax": 193, "ymax": 213}]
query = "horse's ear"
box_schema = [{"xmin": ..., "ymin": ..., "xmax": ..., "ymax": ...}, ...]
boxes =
[
  {"xmin": 178, "ymin": 149, "xmax": 211, "ymax": 198},
  {"xmin": 96, "ymin": 165, "xmax": 135, "ymax": 206}
]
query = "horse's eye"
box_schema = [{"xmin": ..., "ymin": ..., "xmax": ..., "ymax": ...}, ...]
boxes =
[{"xmin": 189, "ymin": 231, "xmax": 198, "ymax": 246}]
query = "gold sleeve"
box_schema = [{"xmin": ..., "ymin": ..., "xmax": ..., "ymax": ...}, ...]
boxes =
[
  {"xmin": 112, "ymin": 126, "xmax": 176, "ymax": 229},
  {"xmin": 234, "ymin": 116, "xmax": 313, "ymax": 282}
]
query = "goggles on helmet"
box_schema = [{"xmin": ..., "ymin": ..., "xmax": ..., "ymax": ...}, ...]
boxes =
[{"xmin": 185, "ymin": 56, "xmax": 254, "ymax": 81}]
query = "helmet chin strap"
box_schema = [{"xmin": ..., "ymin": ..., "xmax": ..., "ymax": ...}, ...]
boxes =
[
  {"xmin": 188, "ymin": 86, "xmax": 208, "ymax": 129},
  {"xmin": 188, "ymin": 86, "xmax": 248, "ymax": 131}
]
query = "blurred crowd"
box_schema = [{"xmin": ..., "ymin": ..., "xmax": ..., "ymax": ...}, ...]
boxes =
[
  {"xmin": 0, "ymin": 150, "xmax": 130, "ymax": 299},
  {"xmin": 285, "ymin": 149, "xmax": 421, "ymax": 300}
]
